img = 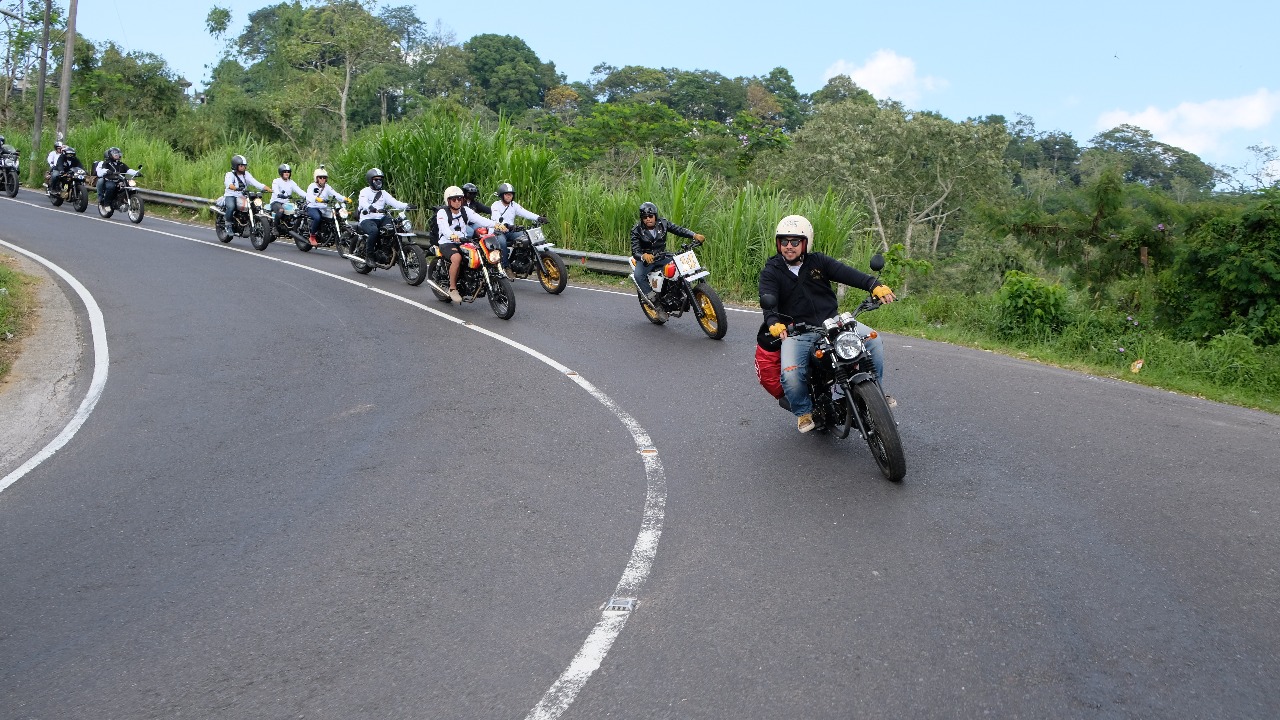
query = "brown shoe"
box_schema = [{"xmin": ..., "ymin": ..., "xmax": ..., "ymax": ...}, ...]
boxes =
[{"xmin": 797, "ymin": 413, "xmax": 815, "ymax": 433}]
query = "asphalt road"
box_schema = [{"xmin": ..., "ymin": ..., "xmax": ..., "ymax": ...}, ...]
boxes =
[{"xmin": 2, "ymin": 189, "xmax": 1278, "ymax": 720}]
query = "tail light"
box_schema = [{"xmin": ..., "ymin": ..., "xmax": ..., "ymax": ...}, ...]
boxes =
[{"xmin": 663, "ymin": 262, "xmax": 677, "ymax": 279}]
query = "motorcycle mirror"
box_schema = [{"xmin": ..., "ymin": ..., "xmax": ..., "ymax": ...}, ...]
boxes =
[
  {"xmin": 759, "ymin": 292, "xmax": 779, "ymax": 312},
  {"xmin": 869, "ymin": 253, "xmax": 885, "ymax": 273}
]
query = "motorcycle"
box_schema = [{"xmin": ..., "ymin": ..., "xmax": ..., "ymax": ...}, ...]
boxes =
[
  {"xmin": 211, "ymin": 191, "xmax": 272, "ymax": 250},
  {"xmin": 296, "ymin": 198, "xmax": 359, "ymax": 254},
  {"xmin": 48, "ymin": 166, "xmax": 89, "ymax": 212},
  {"xmin": 0, "ymin": 147, "xmax": 20, "ymax": 198},
  {"xmin": 342, "ymin": 207, "xmax": 427, "ymax": 286},
  {"xmin": 506, "ymin": 222, "xmax": 568, "ymax": 294},
  {"xmin": 630, "ymin": 238, "xmax": 727, "ymax": 340},
  {"xmin": 424, "ymin": 227, "xmax": 517, "ymax": 319},
  {"xmin": 270, "ymin": 199, "xmax": 308, "ymax": 248},
  {"xmin": 96, "ymin": 166, "xmax": 146, "ymax": 223},
  {"xmin": 765, "ymin": 255, "xmax": 906, "ymax": 482}
]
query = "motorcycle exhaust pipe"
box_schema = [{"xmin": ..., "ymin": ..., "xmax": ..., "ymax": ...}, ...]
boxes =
[{"xmin": 425, "ymin": 278, "xmax": 451, "ymax": 297}]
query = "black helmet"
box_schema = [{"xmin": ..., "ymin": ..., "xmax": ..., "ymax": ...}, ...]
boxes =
[
  {"xmin": 496, "ymin": 182, "xmax": 515, "ymax": 196},
  {"xmin": 0, "ymin": 135, "xmax": 5, "ymax": 145},
  {"xmin": 461, "ymin": 182, "xmax": 478, "ymax": 197},
  {"xmin": 63, "ymin": 146, "xmax": 77, "ymax": 157},
  {"xmin": 639, "ymin": 201, "xmax": 658, "ymax": 218},
  {"xmin": 231, "ymin": 154, "xmax": 247, "ymax": 170},
  {"xmin": 108, "ymin": 147, "xmax": 121, "ymax": 161},
  {"xmin": 278, "ymin": 163, "xmax": 292, "ymax": 176},
  {"xmin": 366, "ymin": 167, "xmax": 384, "ymax": 188}
]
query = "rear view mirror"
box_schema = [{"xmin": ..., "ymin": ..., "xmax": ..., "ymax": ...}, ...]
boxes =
[{"xmin": 869, "ymin": 253, "xmax": 885, "ymax": 273}]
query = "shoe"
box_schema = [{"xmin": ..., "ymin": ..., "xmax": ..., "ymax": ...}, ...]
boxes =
[
  {"xmin": 884, "ymin": 394, "xmax": 898, "ymax": 408},
  {"xmin": 797, "ymin": 413, "xmax": 815, "ymax": 433},
  {"xmin": 309, "ymin": 234, "xmax": 318, "ymax": 246},
  {"xmin": 449, "ymin": 288, "xmax": 462, "ymax": 305},
  {"xmin": 640, "ymin": 290, "xmax": 658, "ymax": 308}
]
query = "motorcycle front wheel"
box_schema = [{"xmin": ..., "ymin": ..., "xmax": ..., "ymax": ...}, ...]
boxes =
[
  {"xmin": 4, "ymin": 171, "xmax": 18, "ymax": 198},
  {"xmin": 537, "ymin": 250, "xmax": 569, "ymax": 294},
  {"xmin": 250, "ymin": 221, "xmax": 270, "ymax": 251},
  {"xmin": 488, "ymin": 274, "xmax": 516, "ymax": 319},
  {"xmin": 127, "ymin": 196, "xmax": 145, "ymax": 224},
  {"xmin": 852, "ymin": 380, "xmax": 906, "ymax": 482},
  {"xmin": 399, "ymin": 244, "xmax": 427, "ymax": 286},
  {"xmin": 72, "ymin": 184, "xmax": 88, "ymax": 212},
  {"xmin": 691, "ymin": 282, "xmax": 727, "ymax": 340}
]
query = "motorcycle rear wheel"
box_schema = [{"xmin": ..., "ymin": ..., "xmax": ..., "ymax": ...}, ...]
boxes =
[
  {"xmin": 72, "ymin": 184, "xmax": 88, "ymax": 212},
  {"xmin": 294, "ymin": 235, "xmax": 313, "ymax": 252},
  {"xmin": 350, "ymin": 239, "xmax": 373, "ymax": 274},
  {"xmin": 852, "ymin": 380, "xmax": 906, "ymax": 482},
  {"xmin": 537, "ymin": 250, "xmax": 569, "ymax": 294},
  {"xmin": 215, "ymin": 216, "xmax": 232, "ymax": 242},
  {"xmin": 488, "ymin": 275, "xmax": 516, "ymax": 319},
  {"xmin": 49, "ymin": 189, "xmax": 63, "ymax": 207},
  {"xmin": 97, "ymin": 199, "xmax": 114, "ymax": 218},
  {"xmin": 127, "ymin": 196, "xmax": 145, "ymax": 224},
  {"xmin": 692, "ymin": 282, "xmax": 727, "ymax": 340},
  {"xmin": 399, "ymin": 244, "xmax": 427, "ymax": 286},
  {"xmin": 426, "ymin": 259, "xmax": 452, "ymax": 302}
]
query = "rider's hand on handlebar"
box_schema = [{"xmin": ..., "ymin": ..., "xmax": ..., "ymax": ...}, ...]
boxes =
[
  {"xmin": 641, "ymin": 252, "xmax": 654, "ymax": 264},
  {"xmin": 495, "ymin": 223, "xmax": 508, "ymax": 233},
  {"xmin": 537, "ymin": 216, "xmax": 549, "ymax": 225},
  {"xmin": 768, "ymin": 322, "xmax": 787, "ymax": 340},
  {"xmin": 693, "ymin": 233, "xmax": 705, "ymax": 242},
  {"xmin": 450, "ymin": 232, "xmax": 461, "ymax": 241},
  {"xmin": 872, "ymin": 284, "xmax": 896, "ymax": 304}
]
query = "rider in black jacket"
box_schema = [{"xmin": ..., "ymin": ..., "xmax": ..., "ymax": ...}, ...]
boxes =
[
  {"xmin": 461, "ymin": 182, "xmax": 491, "ymax": 215},
  {"xmin": 50, "ymin": 146, "xmax": 84, "ymax": 193},
  {"xmin": 629, "ymin": 201, "xmax": 704, "ymax": 305},
  {"xmin": 758, "ymin": 214, "xmax": 896, "ymax": 432},
  {"xmin": 96, "ymin": 147, "xmax": 130, "ymax": 207}
]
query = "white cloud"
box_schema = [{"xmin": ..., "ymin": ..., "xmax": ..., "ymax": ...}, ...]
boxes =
[
  {"xmin": 822, "ymin": 50, "xmax": 946, "ymax": 105},
  {"xmin": 1096, "ymin": 88, "xmax": 1280, "ymax": 156}
]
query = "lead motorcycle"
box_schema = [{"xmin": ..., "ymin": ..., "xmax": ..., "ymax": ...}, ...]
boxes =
[
  {"xmin": 48, "ymin": 166, "xmax": 89, "ymax": 212},
  {"xmin": 0, "ymin": 145, "xmax": 20, "ymax": 198},
  {"xmin": 506, "ymin": 222, "xmax": 568, "ymax": 294},
  {"xmin": 425, "ymin": 227, "xmax": 517, "ymax": 319},
  {"xmin": 96, "ymin": 166, "xmax": 145, "ymax": 223},
  {"xmin": 763, "ymin": 254, "xmax": 906, "ymax": 482},
  {"xmin": 630, "ymin": 237, "xmax": 727, "ymax": 339},
  {"xmin": 342, "ymin": 207, "xmax": 427, "ymax": 286},
  {"xmin": 211, "ymin": 191, "xmax": 272, "ymax": 250}
]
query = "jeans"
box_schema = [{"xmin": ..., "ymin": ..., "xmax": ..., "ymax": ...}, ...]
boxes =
[
  {"xmin": 632, "ymin": 256, "xmax": 663, "ymax": 294},
  {"xmin": 96, "ymin": 178, "xmax": 117, "ymax": 206},
  {"xmin": 358, "ymin": 217, "xmax": 391, "ymax": 257},
  {"xmin": 306, "ymin": 206, "xmax": 324, "ymax": 235},
  {"xmin": 223, "ymin": 196, "xmax": 237, "ymax": 226},
  {"xmin": 780, "ymin": 324, "xmax": 885, "ymax": 418}
]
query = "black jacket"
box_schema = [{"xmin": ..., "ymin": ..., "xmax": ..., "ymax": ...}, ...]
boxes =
[
  {"xmin": 53, "ymin": 154, "xmax": 83, "ymax": 172},
  {"xmin": 758, "ymin": 251, "xmax": 882, "ymax": 328},
  {"xmin": 629, "ymin": 217, "xmax": 695, "ymax": 258},
  {"xmin": 98, "ymin": 158, "xmax": 129, "ymax": 177},
  {"xmin": 465, "ymin": 198, "xmax": 491, "ymax": 215}
]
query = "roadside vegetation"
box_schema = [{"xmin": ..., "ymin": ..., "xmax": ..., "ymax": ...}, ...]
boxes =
[{"xmin": 0, "ymin": 256, "xmax": 36, "ymax": 382}]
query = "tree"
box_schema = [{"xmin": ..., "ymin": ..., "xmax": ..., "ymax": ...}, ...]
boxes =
[
  {"xmin": 462, "ymin": 33, "xmax": 558, "ymax": 115},
  {"xmin": 758, "ymin": 66, "xmax": 806, "ymax": 129},
  {"xmin": 594, "ymin": 64, "xmax": 669, "ymax": 103},
  {"xmin": 666, "ymin": 70, "xmax": 745, "ymax": 123},
  {"xmin": 1088, "ymin": 124, "xmax": 1218, "ymax": 192},
  {"xmin": 809, "ymin": 75, "xmax": 875, "ymax": 107}
]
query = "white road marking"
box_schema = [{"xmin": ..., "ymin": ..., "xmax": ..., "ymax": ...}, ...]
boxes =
[{"xmin": 1, "ymin": 195, "xmax": 665, "ymax": 718}]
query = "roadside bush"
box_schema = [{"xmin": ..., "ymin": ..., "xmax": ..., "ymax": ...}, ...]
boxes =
[{"xmin": 995, "ymin": 270, "xmax": 1070, "ymax": 339}]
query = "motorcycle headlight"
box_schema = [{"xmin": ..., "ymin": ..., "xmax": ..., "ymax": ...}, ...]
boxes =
[
  {"xmin": 127, "ymin": 179, "xmax": 137, "ymax": 187},
  {"xmin": 400, "ymin": 220, "xmax": 412, "ymax": 231},
  {"xmin": 833, "ymin": 331, "xmax": 864, "ymax": 360},
  {"xmin": 487, "ymin": 249, "xmax": 502, "ymax": 264},
  {"xmin": 253, "ymin": 198, "xmax": 262, "ymax": 207}
]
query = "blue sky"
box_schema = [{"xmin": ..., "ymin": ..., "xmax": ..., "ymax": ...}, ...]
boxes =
[{"xmin": 78, "ymin": 0, "xmax": 1279, "ymax": 175}]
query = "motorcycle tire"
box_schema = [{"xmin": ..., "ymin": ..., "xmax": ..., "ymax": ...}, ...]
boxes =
[
  {"xmin": 349, "ymin": 239, "xmax": 373, "ymax": 274},
  {"xmin": 294, "ymin": 235, "xmax": 313, "ymax": 252},
  {"xmin": 399, "ymin": 244, "xmax": 427, "ymax": 286},
  {"xmin": 488, "ymin": 275, "xmax": 516, "ymax": 320},
  {"xmin": 49, "ymin": 189, "xmax": 63, "ymax": 207},
  {"xmin": 250, "ymin": 222, "xmax": 270, "ymax": 251},
  {"xmin": 638, "ymin": 290, "xmax": 667, "ymax": 325},
  {"xmin": 215, "ymin": 216, "xmax": 232, "ymax": 243},
  {"xmin": 127, "ymin": 196, "xmax": 145, "ymax": 224},
  {"xmin": 537, "ymin": 249, "xmax": 569, "ymax": 294},
  {"xmin": 97, "ymin": 199, "xmax": 114, "ymax": 219},
  {"xmin": 4, "ymin": 172, "xmax": 17, "ymax": 198},
  {"xmin": 426, "ymin": 259, "xmax": 452, "ymax": 303},
  {"xmin": 72, "ymin": 185, "xmax": 88, "ymax": 213},
  {"xmin": 852, "ymin": 380, "xmax": 906, "ymax": 482},
  {"xmin": 691, "ymin": 282, "xmax": 727, "ymax": 340}
]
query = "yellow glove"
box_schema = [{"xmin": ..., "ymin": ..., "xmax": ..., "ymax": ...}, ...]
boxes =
[
  {"xmin": 642, "ymin": 253, "xmax": 654, "ymax": 264},
  {"xmin": 872, "ymin": 284, "xmax": 895, "ymax": 301},
  {"xmin": 768, "ymin": 322, "xmax": 786, "ymax": 337},
  {"xmin": 228, "ymin": 184, "xmax": 237, "ymax": 190},
  {"xmin": 496, "ymin": 223, "xmax": 508, "ymax": 233},
  {"xmin": 693, "ymin": 233, "xmax": 705, "ymax": 242}
]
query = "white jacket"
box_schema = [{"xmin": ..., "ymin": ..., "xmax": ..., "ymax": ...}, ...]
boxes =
[
  {"xmin": 270, "ymin": 178, "xmax": 307, "ymax": 205},
  {"xmin": 435, "ymin": 206, "xmax": 497, "ymax": 244},
  {"xmin": 306, "ymin": 182, "xmax": 346, "ymax": 209},
  {"xmin": 357, "ymin": 185, "xmax": 408, "ymax": 220},
  {"xmin": 223, "ymin": 170, "xmax": 266, "ymax": 198},
  {"xmin": 490, "ymin": 199, "xmax": 540, "ymax": 226}
]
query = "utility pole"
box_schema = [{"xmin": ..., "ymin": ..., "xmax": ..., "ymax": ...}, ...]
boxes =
[
  {"xmin": 29, "ymin": 0, "xmax": 50, "ymax": 185},
  {"xmin": 55, "ymin": 0, "xmax": 76, "ymax": 137}
]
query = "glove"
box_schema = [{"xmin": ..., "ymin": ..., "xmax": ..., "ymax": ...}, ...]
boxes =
[
  {"xmin": 641, "ymin": 253, "xmax": 654, "ymax": 264},
  {"xmin": 768, "ymin": 323, "xmax": 786, "ymax": 337},
  {"xmin": 450, "ymin": 232, "xmax": 461, "ymax": 241},
  {"xmin": 693, "ymin": 233, "xmax": 705, "ymax": 242},
  {"xmin": 345, "ymin": 196, "xmax": 352, "ymax": 203},
  {"xmin": 537, "ymin": 216, "xmax": 549, "ymax": 225},
  {"xmin": 495, "ymin": 223, "xmax": 508, "ymax": 233},
  {"xmin": 872, "ymin": 284, "xmax": 895, "ymax": 301},
  {"xmin": 228, "ymin": 184, "xmax": 237, "ymax": 190}
]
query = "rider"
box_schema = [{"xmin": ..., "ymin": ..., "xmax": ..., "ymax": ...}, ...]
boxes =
[
  {"xmin": 758, "ymin": 214, "xmax": 897, "ymax": 433},
  {"xmin": 305, "ymin": 166, "xmax": 348, "ymax": 246},
  {"xmin": 95, "ymin": 147, "xmax": 130, "ymax": 209},
  {"xmin": 49, "ymin": 146, "xmax": 83, "ymax": 195},
  {"xmin": 222, "ymin": 154, "xmax": 267, "ymax": 229},
  {"xmin": 488, "ymin": 182, "xmax": 548, "ymax": 276},
  {"xmin": 269, "ymin": 163, "xmax": 307, "ymax": 231},
  {"xmin": 46, "ymin": 140, "xmax": 65, "ymax": 169},
  {"xmin": 356, "ymin": 168, "xmax": 410, "ymax": 265},
  {"xmin": 461, "ymin": 182, "xmax": 490, "ymax": 214},
  {"xmin": 435, "ymin": 185, "xmax": 500, "ymax": 305},
  {"xmin": 630, "ymin": 201, "xmax": 704, "ymax": 307}
]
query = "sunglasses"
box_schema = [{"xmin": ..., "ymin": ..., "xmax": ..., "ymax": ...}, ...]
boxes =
[
  {"xmin": 778, "ymin": 237, "xmax": 805, "ymax": 247},
  {"xmin": 640, "ymin": 212, "xmax": 656, "ymax": 219},
  {"xmin": 448, "ymin": 196, "xmax": 464, "ymax": 202}
]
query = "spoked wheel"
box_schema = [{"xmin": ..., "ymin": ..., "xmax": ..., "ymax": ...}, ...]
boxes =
[
  {"xmin": 215, "ymin": 216, "xmax": 232, "ymax": 242},
  {"xmin": 488, "ymin": 275, "xmax": 516, "ymax": 319},
  {"xmin": 691, "ymin": 282, "xmax": 727, "ymax": 339},
  {"xmin": 49, "ymin": 187, "xmax": 63, "ymax": 207},
  {"xmin": 127, "ymin": 196, "xmax": 145, "ymax": 223},
  {"xmin": 537, "ymin": 250, "xmax": 569, "ymax": 294},
  {"xmin": 72, "ymin": 184, "xmax": 88, "ymax": 212},
  {"xmin": 3, "ymin": 172, "xmax": 17, "ymax": 198},
  {"xmin": 852, "ymin": 380, "xmax": 906, "ymax": 482},
  {"xmin": 638, "ymin": 290, "xmax": 667, "ymax": 324},
  {"xmin": 399, "ymin": 244, "xmax": 427, "ymax": 286},
  {"xmin": 250, "ymin": 222, "xmax": 270, "ymax": 251},
  {"xmin": 98, "ymin": 199, "xmax": 115, "ymax": 218},
  {"xmin": 426, "ymin": 259, "xmax": 452, "ymax": 302},
  {"xmin": 350, "ymin": 239, "xmax": 373, "ymax": 274}
]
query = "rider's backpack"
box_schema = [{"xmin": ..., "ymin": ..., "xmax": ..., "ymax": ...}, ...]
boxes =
[{"xmin": 419, "ymin": 205, "xmax": 469, "ymax": 247}]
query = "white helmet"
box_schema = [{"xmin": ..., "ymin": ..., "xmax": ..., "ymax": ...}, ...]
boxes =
[
  {"xmin": 775, "ymin": 214, "xmax": 814, "ymax": 253},
  {"xmin": 443, "ymin": 185, "xmax": 464, "ymax": 202},
  {"xmin": 314, "ymin": 166, "xmax": 328, "ymax": 180}
]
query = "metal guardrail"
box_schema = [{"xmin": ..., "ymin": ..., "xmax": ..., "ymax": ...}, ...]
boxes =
[{"xmin": 131, "ymin": 188, "xmax": 635, "ymax": 276}]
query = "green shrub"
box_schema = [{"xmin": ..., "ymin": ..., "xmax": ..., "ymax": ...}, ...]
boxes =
[{"xmin": 996, "ymin": 270, "xmax": 1070, "ymax": 339}]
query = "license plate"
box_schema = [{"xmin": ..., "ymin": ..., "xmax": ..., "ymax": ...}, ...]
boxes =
[
  {"xmin": 674, "ymin": 250, "xmax": 701, "ymax": 276},
  {"xmin": 527, "ymin": 226, "xmax": 546, "ymax": 244}
]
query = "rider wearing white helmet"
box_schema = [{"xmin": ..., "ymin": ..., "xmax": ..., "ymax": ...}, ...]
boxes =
[{"xmin": 435, "ymin": 184, "xmax": 500, "ymax": 304}]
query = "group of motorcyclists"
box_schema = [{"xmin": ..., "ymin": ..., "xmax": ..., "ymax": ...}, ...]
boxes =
[{"xmin": 42, "ymin": 140, "xmax": 135, "ymax": 211}]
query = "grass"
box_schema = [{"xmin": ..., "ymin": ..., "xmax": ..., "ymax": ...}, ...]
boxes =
[{"xmin": 0, "ymin": 255, "xmax": 37, "ymax": 383}]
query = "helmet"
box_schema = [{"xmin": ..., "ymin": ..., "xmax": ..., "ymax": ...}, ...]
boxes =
[
  {"xmin": 461, "ymin": 182, "xmax": 478, "ymax": 197},
  {"xmin": 774, "ymin": 214, "xmax": 813, "ymax": 253},
  {"xmin": 0, "ymin": 136, "xmax": 6, "ymax": 145},
  {"xmin": 63, "ymin": 146, "xmax": 76, "ymax": 157},
  {"xmin": 366, "ymin": 167, "xmax": 383, "ymax": 188},
  {"xmin": 313, "ymin": 167, "xmax": 328, "ymax": 180},
  {"xmin": 109, "ymin": 147, "xmax": 121, "ymax": 161},
  {"xmin": 443, "ymin": 185, "xmax": 464, "ymax": 202},
  {"xmin": 231, "ymin": 154, "xmax": 247, "ymax": 170},
  {"xmin": 278, "ymin": 163, "xmax": 292, "ymax": 176},
  {"xmin": 496, "ymin": 182, "xmax": 514, "ymax": 196},
  {"xmin": 639, "ymin": 201, "xmax": 659, "ymax": 218},
  {"xmin": 54, "ymin": 140, "xmax": 65, "ymax": 150}
]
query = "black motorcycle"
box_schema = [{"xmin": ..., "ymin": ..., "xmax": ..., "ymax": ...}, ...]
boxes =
[
  {"xmin": 0, "ymin": 146, "xmax": 20, "ymax": 198},
  {"xmin": 296, "ymin": 198, "xmax": 359, "ymax": 254},
  {"xmin": 48, "ymin": 166, "xmax": 89, "ymax": 212},
  {"xmin": 631, "ymin": 238, "xmax": 727, "ymax": 339},
  {"xmin": 425, "ymin": 228, "xmax": 517, "ymax": 319},
  {"xmin": 506, "ymin": 222, "xmax": 568, "ymax": 294},
  {"xmin": 764, "ymin": 255, "xmax": 905, "ymax": 482},
  {"xmin": 342, "ymin": 207, "xmax": 427, "ymax": 286},
  {"xmin": 211, "ymin": 191, "xmax": 271, "ymax": 250},
  {"xmin": 96, "ymin": 166, "xmax": 145, "ymax": 223}
]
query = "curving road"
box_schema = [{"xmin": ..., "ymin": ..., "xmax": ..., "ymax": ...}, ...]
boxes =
[{"xmin": 2, "ymin": 189, "xmax": 1278, "ymax": 719}]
